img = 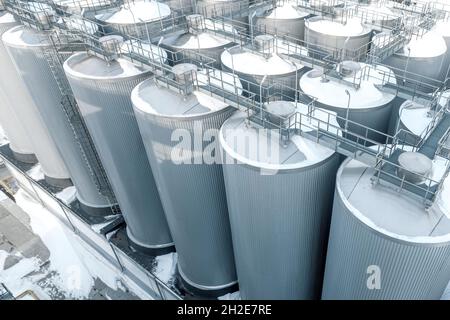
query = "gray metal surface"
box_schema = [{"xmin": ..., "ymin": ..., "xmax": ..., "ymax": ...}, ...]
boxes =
[
  {"xmin": 132, "ymin": 79, "xmax": 236, "ymax": 290},
  {"xmin": 220, "ymin": 115, "xmax": 340, "ymax": 299},
  {"xmin": 0, "ymin": 16, "xmax": 69, "ymax": 182},
  {"xmin": 0, "ymin": 13, "xmax": 35, "ymax": 160},
  {"xmin": 3, "ymin": 26, "xmax": 110, "ymax": 209},
  {"xmin": 322, "ymin": 164, "xmax": 450, "ymax": 299},
  {"xmin": 64, "ymin": 53, "xmax": 173, "ymax": 249},
  {"xmin": 196, "ymin": 0, "xmax": 249, "ymax": 32}
]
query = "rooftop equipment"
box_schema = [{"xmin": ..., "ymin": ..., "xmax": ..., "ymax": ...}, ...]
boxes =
[
  {"xmin": 64, "ymin": 41, "xmax": 174, "ymax": 253},
  {"xmin": 132, "ymin": 64, "xmax": 240, "ymax": 296},
  {"xmin": 219, "ymin": 102, "xmax": 341, "ymax": 299}
]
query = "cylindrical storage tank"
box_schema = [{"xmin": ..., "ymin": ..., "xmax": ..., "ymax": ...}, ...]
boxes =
[
  {"xmin": 305, "ymin": 17, "xmax": 372, "ymax": 61},
  {"xmin": 0, "ymin": 12, "xmax": 36, "ymax": 164},
  {"xmin": 299, "ymin": 63, "xmax": 396, "ymax": 142},
  {"xmin": 196, "ymin": 0, "xmax": 249, "ymax": 33},
  {"xmin": 253, "ymin": 3, "xmax": 310, "ymax": 42},
  {"xmin": 307, "ymin": 0, "xmax": 344, "ymax": 11},
  {"xmin": 221, "ymin": 34, "xmax": 305, "ymax": 101},
  {"xmin": 373, "ymin": 31, "xmax": 448, "ymax": 93},
  {"xmin": 94, "ymin": 0, "xmax": 171, "ymax": 39},
  {"xmin": 431, "ymin": 20, "xmax": 450, "ymax": 81},
  {"xmin": 322, "ymin": 146, "xmax": 450, "ymax": 299},
  {"xmin": 161, "ymin": 14, "xmax": 234, "ymax": 68},
  {"xmin": 0, "ymin": 13, "xmax": 70, "ymax": 186},
  {"xmin": 132, "ymin": 66, "xmax": 240, "ymax": 296},
  {"xmin": 163, "ymin": 0, "xmax": 194, "ymax": 14},
  {"xmin": 220, "ymin": 103, "xmax": 341, "ymax": 299},
  {"xmin": 53, "ymin": 0, "xmax": 117, "ymax": 14},
  {"xmin": 2, "ymin": 25, "xmax": 112, "ymax": 214},
  {"xmin": 64, "ymin": 51, "xmax": 173, "ymax": 253},
  {"xmin": 356, "ymin": 3, "xmax": 401, "ymax": 29}
]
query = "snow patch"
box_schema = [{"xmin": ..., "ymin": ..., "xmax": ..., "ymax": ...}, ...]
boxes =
[
  {"xmin": 55, "ymin": 186, "xmax": 77, "ymax": 205},
  {"xmin": 27, "ymin": 164, "xmax": 45, "ymax": 181},
  {"xmin": 154, "ymin": 252, "xmax": 177, "ymax": 284}
]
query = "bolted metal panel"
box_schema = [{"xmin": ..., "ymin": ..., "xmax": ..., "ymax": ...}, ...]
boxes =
[
  {"xmin": 133, "ymin": 81, "xmax": 237, "ymax": 289},
  {"xmin": 322, "ymin": 184, "xmax": 450, "ymax": 299},
  {"xmin": 64, "ymin": 54, "xmax": 173, "ymax": 248},
  {"xmin": 0, "ymin": 14, "xmax": 35, "ymax": 159},
  {"xmin": 0, "ymin": 19, "xmax": 69, "ymax": 180},
  {"xmin": 3, "ymin": 26, "xmax": 110, "ymax": 208},
  {"xmin": 221, "ymin": 146, "xmax": 340, "ymax": 299}
]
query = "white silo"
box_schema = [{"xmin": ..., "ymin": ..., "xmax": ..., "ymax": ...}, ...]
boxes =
[
  {"xmin": 220, "ymin": 102, "xmax": 341, "ymax": 299},
  {"xmin": 221, "ymin": 34, "xmax": 305, "ymax": 101},
  {"xmin": 322, "ymin": 144, "xmax": 450, "ymax": 299},
  {"xmin": 94, "ymin": 0, "xmax": 171, "ymax": 39},
  {"xmin": 53, "ymin": 0, "xmax": 117, "ymax": 14},
  {"xmin": 431, "ymin": 20, "xmax": 450, "ymax": 80},
  {"xmin": 0, "ymin": 11, "xmax": 35, "ymax": 164},
  {"xmin": 0, "ymin": 12, "xmax": 71, "ymax": 186},
  {"xmin": 373, "ymin": 30, "xmax": 448, "ymax": 93},
  {"xmin": 355, "ymin": 2, "xmax": 401, "ymax": 29},
  {"xmin": 2, "ymin": 25, "xmax": 113, "ymax": 214},
  {"xmin": 305, "ymin": 17, "xmax": 373, "ymax": 61},
  {"xmin": 63, "ymin": 45, "xmax": 173, "ymax": 253},
  {"xmin": 299, "ymin": 62, "xmax": 397, "ymax": 142},
  {"xmin": 196, "ymin": 0, "xmax": 249, "ymax": 32},
  {"xmin": 253, "ymin": 2, "xmax": 310, "ymax": 42},
  {"xmin": 161, "ymin": 14, "xmax": 235, "ymax": 68},
  {"xmin": 132, "ymin": 65, "xmax": 241, "ymax": 296}
]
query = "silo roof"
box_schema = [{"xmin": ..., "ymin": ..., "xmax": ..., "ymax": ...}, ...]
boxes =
[
  {"xmin": 0, "ymin": 11, "xmax": 15, "ymax": 24},
  {"xmin": 1, "ymin": 25, "xmax": 50, "ymax": 48},
  {"xmin": 54, "ymin": 0, "xmax": 114, "ymax": 9},
  {"xmin": 163, "ymin": 32, "xmax": 232, "ymax": 50},
  {"xmin": 299, "ymin": 64, "xmax": 397, "ymax": 110},
  {"xmin": 433, "ymin": 20, "xmax": 450, "ymax": 38},
  {"xmin": 221, "ymin": 47, "xmax": 303, "ymax": 77},
  {"xmin": 337, "ymin": 148, "xmax": 450, "ymax": 243},
  {"xmin": 306, "ymin": 18, "xmax": 371, "ymax": 37},
  {"xmin": 64, "ymin": 52, "xmax": 151, "ymax": 80},
  {"xmin": 132, "ymin": 69, "xmax": 242, "ymax": 118},
  {"xmin": 261, "ymin": 4, "xmax": 310, "ymax": 20},
  {"xmin": 95, "ymin": 0, "xmax": 171, "ymax": 25},
  {"xmin": 219, "ymin": 104, "xmax": 338, "ymax": 171}
]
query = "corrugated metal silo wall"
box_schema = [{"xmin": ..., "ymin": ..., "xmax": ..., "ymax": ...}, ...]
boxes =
[
  {"xmin": 5, "ymin": 44, "xmax": 110, "ymax": 207},
  {"xmin": 322, "ymin": 186, "xmax": 450, "ymax": 299},
  {"xmin": 221, "ymin": 153, "xmax": 340, "ymax": 299},
  {"xmin": 0, "ymin": 23, "xmax": 69, "ymax": 181},
  {"xmin": 65, "ymin": 70, "xmax": 173, "ymax": 248},
  {"xmin": 0, "ymin": 20, "xmax": 34, "ymax": 157},
  {"xmin": 382, "ymin": 54, "xmax": 447, "ymax": 93},
  {"xmin": 134, "ymin": 104, "xmax": 237, "ymax": 288}
]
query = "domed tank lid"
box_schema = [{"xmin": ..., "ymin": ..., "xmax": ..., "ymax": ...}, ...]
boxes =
[
  {"xmin": 399, "ymin": 99, "xmax": 432, "ymax": 137},
  {"xmin": 306, "ymin": 17, "xmax": 371, "ymax": 37},
  {"xmin": 95, "ymin": 0, "xmax": 171, "ymax": 25},
  {"xmin": 258, "ymin": 3, "xmax": 310, "ymax": 20},
  {"xmin": 336, "ymin": 144, "xmax": 450, "ymax": 243},
  {"xmin": 397, "ymin": 151, "xmax": 432, "ymax": 184},
  {"xmin": 64, "ymin": 51, "xmax": 151, "ymax": 80},
  {"xmin": 265, "ymin": 101, "xmax": 296, "ymax": 118},
  {"xmin": 299, "ymin": 63, "xmax": 396, "ymax": 110},
  {"xmin": 0, "ymin": 11, "xmax": 16, "ymax": 24},
  {"xmin": 132, "ymin": 69, "xmax": 242, "ymax": 118},
  {"xmin": 2, "ymin": 25, "xmax": 50, "ymax": 48},
  {"xmin": 373, "ymin": 31, "xmax": 447, "ymax": 58},
  {"xmin": 221, "ymin": 46, "xmax": 303, "ymax": 77},
  {"xmin": 338, "ymin": 60, "xmax": 361, "ymax": 77},
  {"xmin": 219, "ymin": 104, "xmax": 338, "ymax": 171}
]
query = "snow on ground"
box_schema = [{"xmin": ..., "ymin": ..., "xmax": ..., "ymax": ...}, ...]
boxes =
[
  {"xmin": 0, "ymin": 125, "xmax": 9, "ymax": 146},
  {"xmin": 26, "ymin": 164, "xmax": 45, "ymax": 181},
  {"xmin": 55, "ymin": 186, "xmax": 77, "ymax": 205},
  {"xmin": 218, "ymin": 291, "xmax": 241, "ymax": 300},
  {"xmin": 154, "ymin": 252, "xmax": 177, "ymax": 284},
  {"xmin": 14, "ymin": 189, "xmax": 95, "ymax": 298}
]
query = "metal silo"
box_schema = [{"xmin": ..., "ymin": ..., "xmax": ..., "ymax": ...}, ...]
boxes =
[
  {"xmin": 94, "ymin": 0, "xmax": 171, "ymax": 39},
  {"xmin": 161, "ymin": 14, "xmax": 235, "ymax": 68},
  {"xmin": 0, "ymin": 11, "xmax": 36, "ymax": 164},
  {"xmin": 322, "ymin": 146, "xmax": 450, "ymax": 299},
  {"xmin": 196, "ymin": 0, "xmax": 249, "ymax": 32},
  {"xmin": 2, "ymin": 25, "xmax": 112, "ymax": 213},
  {"xmin": 299, "ymin": 63, "xmax": 397, "ymax": 142},
  {"xmin": 64, "ymin": 50, "xmax": 173, "ymax": 253},
  {"xmin": 373, "ymin": 31, "xmax": 448, "ymax": 93},
  {"xmin": 305, "ymin": 17, "xmax": 372, "ymax": 61},
  {"xmin": 0, "ymin": 13, "xmax": 70, "ymax": 186},
  {"xmin": 432, "ymin": 20, "xmax": 450, "ymax": 80},
  {"xmin": 53, "ymin": 0, "xmax": 117, "ymax": 14},
  {"xmin": 220, "ymin": 103, "xmax": 341, "ymax": 299},
  {"xmin": 221, "ymin": 34, "xmax": 305, "ymax": 101},
  {"xmin": 356, "ymin": 3, "xmax": 401, "ymax": 29},
  {"xmin": 132, "ymin": 65, "xmax": 240, "ymax": 296},
  {"xmin": 253, "ymin": 2, "xmax": 310, "ymax": 42}
]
